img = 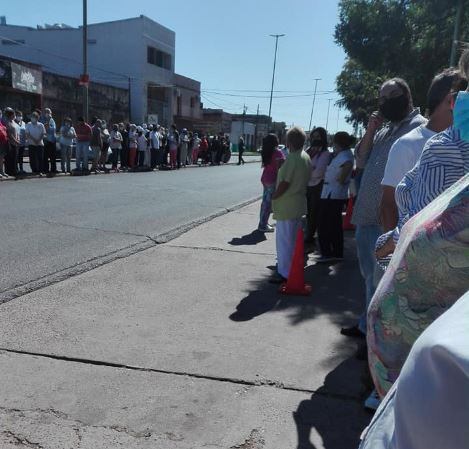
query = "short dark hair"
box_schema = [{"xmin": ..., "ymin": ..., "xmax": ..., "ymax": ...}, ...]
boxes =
[
  {"xmin": 382, "ymin": 77, "xmax": 413, "ymax": 108},
  {"xmin": 77, "ymin": 116, "xmax": 85, "ymax": 122},
  {"xmin": 427, "ymin": 68, "xmax": 467, "ymax": 115},
  {"xmin": 333, "ymin": 131, "xmax": 356, "ymax": 149},
  {"xmin": 15, "ymin": 110, "xmax": 22, "ymax": 116},
  {"xmin": 64, "ymin": 116, "xmax": 72, "ymax": 123}
]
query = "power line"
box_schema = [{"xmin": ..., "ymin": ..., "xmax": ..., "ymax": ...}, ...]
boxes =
[{"xmin": 202, "ymin": 90, "xmax": 336, "ymax": 99}]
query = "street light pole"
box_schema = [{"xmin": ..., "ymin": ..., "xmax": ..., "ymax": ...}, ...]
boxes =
[
  {"xmin": 82, "ymin": 0, "xmax": 89, "ymax": 121},
  {"xmin": 268, "ymin": 34, "xmax": 285, "ymax": 121},
  {"xmin": 325, "ymin": 98, "xmax": 333, "ymax": 131},
  {"xmin": 450, "ymin": 0, "xmax": 464, "ymax": 66},
  {"xmin": 308, "ymin": 78, "xmax": 321, "ymax": 132},
  {"xmin": 336, "ymin": 106, "xmax": 340, "ymax": 133}
]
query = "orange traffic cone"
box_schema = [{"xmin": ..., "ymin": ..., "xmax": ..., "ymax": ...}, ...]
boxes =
[
  {"xmin": 343, "ymin": 196, "xmax": 355, "ymax": 230},
  {"xmin": 279, "ymin": 228, "xmax": 312, "ymax": 296}
]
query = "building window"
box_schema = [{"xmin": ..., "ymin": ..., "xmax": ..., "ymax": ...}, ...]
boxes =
[
  {"xmin": 2, "ymin": 39, "xmax": 25, "ymax": 45},
  {"xmin": 147, "ymin": 46, "xmax": 171, "ymax": 70},
  {"xmin": 87, "ymin": 39, "xmax": 97, "ymax": 44}
]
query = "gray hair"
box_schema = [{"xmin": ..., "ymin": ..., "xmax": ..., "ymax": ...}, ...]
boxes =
[{"xmin": 459, "ymin": 48, "xmax": 469, "ymax": 82}]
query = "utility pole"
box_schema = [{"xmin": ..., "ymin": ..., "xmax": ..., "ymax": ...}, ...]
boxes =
[
  {"xmin": 128, "ymin": 77, "xmax": 132, "ymax": 122},
  {"xmin": 254, "ymin": 103, "xmax": 259, "ymax": 151},
  {"xmin": 268, "ymin": 34, "xmax": 285, "ymax": 120},
  {"xmin": 325, "ymin": 98, "xmax": 333, "ymax": 131},
  {"xmin": 450, "ymin": 0, "xmax": 464, "ymax": 66},
  {"xmin": 335, "ymin": 106, "xmax": 340, "ymax": 133},
  {"xmin": 308, "ymin": 78, "xmax": 321, "ymax": 132},
  {"xmin": 241, "ymin": 104, "xmax": 247, "ymax": 149},
  {"xmin": 82, "ymin": 0, "xmax": 89, "ymax": 121}
]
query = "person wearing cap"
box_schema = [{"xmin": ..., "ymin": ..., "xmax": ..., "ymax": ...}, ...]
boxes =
[{"xmin": 41, "ymin": 108, "xmax": 57, "ymax": 175}]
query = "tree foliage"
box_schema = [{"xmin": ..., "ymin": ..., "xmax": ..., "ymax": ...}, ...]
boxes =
[{"xmin": 335, "ymin": 0, "xmax": 469, "ymax": 127}]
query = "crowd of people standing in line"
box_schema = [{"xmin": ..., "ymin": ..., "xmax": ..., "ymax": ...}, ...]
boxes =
[
  {"xmin": 0, "ymin": 109, "xmax": 236, "ymax": 179},
  {"xmin": 255, "ymin": 49, "xmax": 469, "ymax": 446}
]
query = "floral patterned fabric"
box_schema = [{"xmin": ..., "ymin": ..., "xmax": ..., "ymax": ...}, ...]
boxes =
[{"xmin": 367, "ymin": 172, "xmax": 469, "ymax": 398}]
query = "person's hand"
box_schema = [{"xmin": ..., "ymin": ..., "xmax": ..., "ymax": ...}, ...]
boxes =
[
  {"xmin": 376, "ymin": 237, "xmax": 395, "ymax": 259},
  {"xmin": 366, "ymin": 111, "xmax": 384, "ymax": 135}
]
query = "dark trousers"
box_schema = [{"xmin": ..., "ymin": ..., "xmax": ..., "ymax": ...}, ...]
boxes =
[
  {"xmin": 29, "ymin": 145, "xmax": 44, "ymax": 173},
  {"xmin": 138, "ymin": 151, "xmax": 145, "ymax": 167},
  {"xmin": 150, "ymin": 147, "xmax": 158, "ymax": 168},
  {"xmin": 111, "ymin": 148, "xmax": 120, "ymax": 168},
  {"xmin": 176, "ymin": 145, "xmax": 181, "ymax": 169},
  {"xmin": 5, "ymin": 144, "xmax": 18, "ymax": 176},
  {"xmin": 305, "ymin": 182, "xmax": 323, "ymax": 242},
  {"xmin": 17, "ymin": 146, "xmax": 25, "ymax": 171},
  {"xmin": 120, "ymin": 146, "xmax": 129, "ymax": 168},
  {"xmin": 318, "ymin": 198, "xmax": 345, "ymax": 258},
  {"xmin": 238, "ymin": 150, "xmax": 245, "ymax": 165},
  {"xmin": 43, "ymin": 141, "xmax": 57, "ymax": 173}
]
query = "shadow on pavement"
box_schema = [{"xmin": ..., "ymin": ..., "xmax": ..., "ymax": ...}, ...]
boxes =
[
  {"xmin": 228, "ymin": 230, "xmax": 267, "ymax": 246},
  {"xmin": 230, "ymin": 237, "xmax": 364, "ymax": 327},
  {"xmin": 293, "ymin": 357, "xmax": 372, "ymax": 449}
]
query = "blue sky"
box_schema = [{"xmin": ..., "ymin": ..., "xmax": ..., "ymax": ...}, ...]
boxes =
[{"xmin": 1, "ymin": 0, "xmax": 352, "ymax": 132}]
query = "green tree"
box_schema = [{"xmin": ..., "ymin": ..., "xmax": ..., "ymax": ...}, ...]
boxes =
[{"xmin": 335, "ymin": 0, "xmax": 469, "ymax": 127}]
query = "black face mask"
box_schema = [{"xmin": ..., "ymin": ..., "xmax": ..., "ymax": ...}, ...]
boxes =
[
  {"xmin": 310, "ymin": 139, "xmax": 323, "ymax": 147},
  {"xmin": 379, "ymin": 95, "xmax": 409, "ymax": 122}
]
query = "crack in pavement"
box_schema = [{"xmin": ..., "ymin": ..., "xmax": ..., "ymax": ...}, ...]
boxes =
[
  {"xmin": 39, "ymin": 219, "xmax": 152, "ymax": 239},
  {"xmin": 2, "ymin": 430, "xmax": 43, "ymax": 448},
  {"xmin": 0, "ymin": 407, "xmax": 154, "ymax": 441},
  {"xmin": 165, "ymin": 244, "xmax": 275, "ymax": 257},
  {"xmin": 0, "ymin": 197, "xmax": 261, "ymax": 305},
  {"xmin": 0, "ymin": 348, "xmax": 361, "ymax": 403}
]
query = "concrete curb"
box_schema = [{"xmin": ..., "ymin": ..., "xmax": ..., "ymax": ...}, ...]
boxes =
[{"xmin": 0, "ymin": 195, "xmax": 261, "ymax": 304}]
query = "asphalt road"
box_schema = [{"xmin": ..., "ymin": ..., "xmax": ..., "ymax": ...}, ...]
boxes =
[{"xmin": 1, "ymin": 163, "xmax": 261, "ymax": 297}]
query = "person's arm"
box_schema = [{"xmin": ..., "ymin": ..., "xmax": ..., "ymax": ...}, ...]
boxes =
[
  {"xmin": 336, "ymin": 161, "xmax": 353, "ymax": 185},
  {"xmin": 355, "ymin": 111, "xmax": 383, "ymax": 169},
  {"xmin": 380, "ymin": 186, "xmax": 399, "ymax": 231},
  {"xmin": 272, "ymin": 181, "xmax": 290, "ymax": 200}
]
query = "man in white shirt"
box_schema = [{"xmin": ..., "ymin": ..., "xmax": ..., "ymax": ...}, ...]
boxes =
[
  {"xmin": 149, "ymin": 125, "xmax": 160, "ymax": 169},
  {"xmin": 380, "ymin": 68, "xmax": 467, "ymax": 231}
]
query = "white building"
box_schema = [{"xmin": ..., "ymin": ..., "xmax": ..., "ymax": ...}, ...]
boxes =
[
  {"xmin": 0, "ymin": 16, "xmax": 186, "ymax": 124},
  {"xmin": 230, "ymin": 121, "xmax": 255, "ymax": 152}
]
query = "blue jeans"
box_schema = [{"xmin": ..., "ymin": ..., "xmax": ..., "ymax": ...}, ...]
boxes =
[
  {"xmin": 76, "ymin": 141, "xmax": 89, "ymax": 170},
  {"xmin": 356, "ymin": 224, "xmax": 382, "ymax": 334},
  {"xmin": 258, "ymin": 184, "xmax": 275, "ymax": 229}
]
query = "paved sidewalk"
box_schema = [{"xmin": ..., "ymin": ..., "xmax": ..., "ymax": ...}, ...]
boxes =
[{"xmin": 0, "ymin": 201, "xmax": 371, "ymax": 448}]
